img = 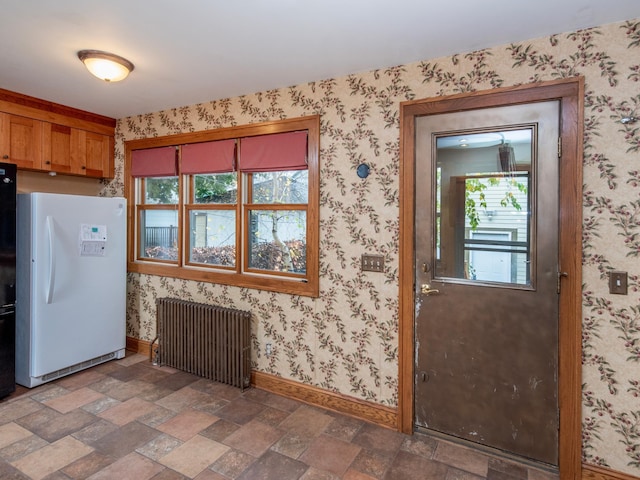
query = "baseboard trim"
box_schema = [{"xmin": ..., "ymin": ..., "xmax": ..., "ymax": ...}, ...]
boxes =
[
  {"xmin": 582, "ymin": 464, "xmax": 639, "ymax": 480},
  {"xmin": 126, "ymin": 336, "xmax": 397, "ymax": 430},
  {"xmin": 126, "ymin": 336, "xmax": 152, "ymax": 358},
  {"xmin": 126, "ymin": 336, "xmax": 640, "ymax": 476},
  {"xmin": 252, "ymin": 371, "xmax": 398, "ymax": 430}
]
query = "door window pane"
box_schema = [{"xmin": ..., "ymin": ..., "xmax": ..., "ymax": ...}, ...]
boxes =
[
  {"xmin": 434, "ymin": 129, "xmax": 533, "ymax": 286},
  {"xmin": 247, "ymin": 210, "xmax": 306, "ymax": 273},
  {"xmin": 140, "ymin": 209, "xmax": 178, "ymax": 260},
  {"xmin": 189, "ymin": 210, "xmax": 235, "ymax": 266}
]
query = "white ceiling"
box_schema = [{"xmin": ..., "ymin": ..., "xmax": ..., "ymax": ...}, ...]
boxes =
[{"xmin": 3, "ymin": 1, "xmax": 640, "ymax": 119}]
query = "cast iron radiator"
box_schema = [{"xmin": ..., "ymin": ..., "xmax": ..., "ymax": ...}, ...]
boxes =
[{"xmin": 156, "ymin": 297, "xmax": 251, "ymax": 390}]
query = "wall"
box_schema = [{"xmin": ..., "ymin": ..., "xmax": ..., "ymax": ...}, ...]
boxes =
[{"xmin": 102, "ymin": 18, "xmax": 640, "ymax": 475}]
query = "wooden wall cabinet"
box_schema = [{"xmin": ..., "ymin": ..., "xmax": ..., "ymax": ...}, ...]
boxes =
[
  {"xmin": 40, "ymin": 123, "xmax": 114, "ymax": 178},
  {"xmin": 42, "ymin": 122, "xmax": 71, "ymax": 174},
  {"xmin": 0, "ymin": 112, "xmax": 43, "ymax": 170},
  {"xmin": 71, "ymin": 129, "xmax": 114, "ymax": 178},
  {"xmin": 0, "ymin": 89, "xmax": 116, "ymax": 179}
]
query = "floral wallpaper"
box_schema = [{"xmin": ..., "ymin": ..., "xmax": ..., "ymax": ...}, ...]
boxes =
[{"xmin": 101, "ymin": 18, "xmax": 640, "ymax": 476}]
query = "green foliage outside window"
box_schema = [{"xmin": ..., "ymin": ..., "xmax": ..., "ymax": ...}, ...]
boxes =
[{"xmin": 465, "ymin": 176, "xmax": 527, "ymax": 231}]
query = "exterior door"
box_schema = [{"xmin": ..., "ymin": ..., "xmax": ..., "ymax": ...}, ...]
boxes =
[{"xmin": 414, "ymin": 101, "xmax": 560, "ymax": 465}]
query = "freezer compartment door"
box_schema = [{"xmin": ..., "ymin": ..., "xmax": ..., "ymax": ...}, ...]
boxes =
[{"xmin": 29, "ymin": 194, "xmax": 127, "ymax": 377}]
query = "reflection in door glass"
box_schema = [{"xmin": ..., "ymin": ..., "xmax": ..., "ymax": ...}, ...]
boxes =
[{"xmin": 434, "ymin": 129, "xmax": 533, "ymax": 286}]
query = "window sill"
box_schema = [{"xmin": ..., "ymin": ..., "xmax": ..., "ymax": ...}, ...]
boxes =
[{"xmin": 127, "ymin": 261, "xmax": 319, "ymax": 297}]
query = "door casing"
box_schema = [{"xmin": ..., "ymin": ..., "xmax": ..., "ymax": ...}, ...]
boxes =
[{"xmin": 398, "ymin": 78, "xmax": 583, "ymax": 479}]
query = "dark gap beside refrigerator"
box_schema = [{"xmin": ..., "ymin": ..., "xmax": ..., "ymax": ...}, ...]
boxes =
[{"xmin": 0, "ymin": 162, "xmax": 16, "ymax": 398}]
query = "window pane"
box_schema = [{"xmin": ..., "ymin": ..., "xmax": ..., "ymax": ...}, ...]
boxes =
[
  {"xmin": 144, "ymin": 177, "xmax": 179, "ymax": 204},
  {"xmin": 193, "ymin": 173, "xmax": 237, "ymax": 204},
  {"xmin": 140, "ymin": 209, "xmax": 178, "ymax": 260},
  {"xmin": 434, "ymin": 128, "xmax": 532, "ymax": 286},
  {"xmin": 248, "ymin": 210, "xmax": 306, "ymax": 273},
  {"xmin": 189, "ymin": 210, "xmax": 236, "ymax": 267},
  {"xmin": 251, "ymin": 170, "xmax": 308, "ymax": 204}
]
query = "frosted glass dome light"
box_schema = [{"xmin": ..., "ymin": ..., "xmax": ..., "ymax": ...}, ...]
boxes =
[{"xmin": 77, "ymin": 50, "xmax": 134, "ymax": 82}]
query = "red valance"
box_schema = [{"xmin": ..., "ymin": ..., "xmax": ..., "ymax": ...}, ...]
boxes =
[
  {"xmin": 181, "ymin": 139, "xmax": 236, "ymax": 175},
  {"xmin": 131, "ymin": 146, "xmax": 177, "ymax": 178},
  {"xmin": 239, "ymin": 131, "xmax": 307, "ymax": 173}
]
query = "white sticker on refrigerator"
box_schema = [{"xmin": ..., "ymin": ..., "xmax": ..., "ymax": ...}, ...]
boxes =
[{"xmin": 79, "ymin": 224, "xmax": 107, "ymax": 256}]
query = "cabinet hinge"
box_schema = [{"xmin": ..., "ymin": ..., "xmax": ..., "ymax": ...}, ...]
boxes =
[
  {"xmin": 558, "ymin": 137, "xmax": 562, "ymax": 158},
  {"xmin": 557, "ymin": 271, "xmax": 568, "ymax": 294}
]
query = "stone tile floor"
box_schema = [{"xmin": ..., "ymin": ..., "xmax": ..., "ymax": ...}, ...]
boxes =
[{"xmin": 0, "ymin": 353, "xmax": 559, "ymax": 479}]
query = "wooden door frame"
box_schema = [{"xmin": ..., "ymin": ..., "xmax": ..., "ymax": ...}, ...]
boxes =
[{"xmin": 398, "ymin": 77, "xmax": 583, "ymax": 479}]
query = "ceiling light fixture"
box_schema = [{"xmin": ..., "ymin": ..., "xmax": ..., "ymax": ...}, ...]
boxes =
[{"xmin": 77, "ymin": 50, "xmax": 134, "ymax": 82}]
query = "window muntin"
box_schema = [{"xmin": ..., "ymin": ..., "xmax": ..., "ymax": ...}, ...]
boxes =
[
  {"xmin": 246, "ymin": 170, "xmax": 308, "ymax": 276},
  {"xmin": 125, "ymin": 115, "xmax": 319, "ymax": 297}
]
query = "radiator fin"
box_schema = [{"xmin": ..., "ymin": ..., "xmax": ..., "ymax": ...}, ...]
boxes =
[{"xmin": 156, "ymin": 298, "xmax": 251, "ymax": 390}]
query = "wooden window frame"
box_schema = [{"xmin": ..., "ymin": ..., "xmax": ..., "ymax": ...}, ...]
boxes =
[
  {"xmin": 184, "ymin": 174, "xmax": 238, "ymax": 271},
  {"xmin": 135, "ymin": 175, "xmax": 181, "ymax": 265},
  {"xmin": 124, "ymin": 115, "xmax": 320, "ymax": 297}
]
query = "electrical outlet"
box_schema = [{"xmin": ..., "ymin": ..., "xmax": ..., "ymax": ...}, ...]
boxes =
[
  {"xmin": 361, "ymin": 254, "xmax": 385, "ymax": 273},
  {"xmin": 265, "ymin": 343, "xmax": 272, "ymax": 357},
  {"xmin": 610, "ymin": 271, "xmax": 628, "ymax": 295}
]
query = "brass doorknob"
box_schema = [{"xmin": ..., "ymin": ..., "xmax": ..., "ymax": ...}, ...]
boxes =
[{"xmin": 421, "ymin": 284, "xmax": 440, "ymax": 295}]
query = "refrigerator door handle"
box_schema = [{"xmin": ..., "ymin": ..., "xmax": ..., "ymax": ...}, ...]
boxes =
[{"xmin": 45, "ymin": 215, "xmax": 56, "ymax": 304}]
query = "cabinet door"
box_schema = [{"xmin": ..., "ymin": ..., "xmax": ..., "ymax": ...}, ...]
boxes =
[
  {"xmin": 71, "ymin": 129, "xmax": 113, "ymax": 178},
  {"xmin": 42, "ymin": 123, "xmax": 76, "ymax": 174},
  {"xmin": 0, "ymin": 113, "xmax": 43, "ymax": 170},
  {"xmin": 85, "ymin": 131, "xmax": 112, "ymax": 178}
]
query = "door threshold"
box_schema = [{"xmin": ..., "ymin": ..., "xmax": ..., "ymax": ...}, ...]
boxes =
[{"xmin": 414, "ymin": 426, "xmax": 559, "ymax": 475}]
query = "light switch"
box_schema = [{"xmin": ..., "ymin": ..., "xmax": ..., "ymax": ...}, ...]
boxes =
[
  {"xmin": 609, "ymin": 271, "xmax": 628, "ymax": 295},
  {"xmin": 361, "ymin": 254, "xmax": 385, "ymax": 273}
]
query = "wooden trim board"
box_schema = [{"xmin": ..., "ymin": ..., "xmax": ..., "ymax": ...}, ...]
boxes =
[
  {"xmin": 126, "ymin": 335, "xmax": 152, "ymax": 358},
  {"xmin": 582, "ymin": 464, "xmax": 640, "ymax": 480},
  {"xmin": 125, "ymin": 336, "xmax": 397, "ymax": 430},
  {"xmin": 252, "ymin": 371, "xmax": 397, "ymax": 430},
  {"xmin": 128, "ymin": 338, "xmax": 640, "ymax": 480}
]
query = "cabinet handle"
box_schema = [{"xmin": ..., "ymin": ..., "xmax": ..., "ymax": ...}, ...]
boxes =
[
  {"xmin": 45, "ymin": 160, "xmax": 51, "ymax": 165},
  {"xmin": 2, "ymin": 155, "xmax": 8, "ymax": 159},
  {"xmin": 82, "ymin": 165, "xmax": 86, "ymax": 170}
]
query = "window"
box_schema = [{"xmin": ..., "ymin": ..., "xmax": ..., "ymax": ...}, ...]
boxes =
[
  {"xmin": 125, "ymin": 115, "xmax": 319, "ymax": 297},
  {"xmin": 434, "ymin": 128, "xmax": 533, "ymax": 287}
]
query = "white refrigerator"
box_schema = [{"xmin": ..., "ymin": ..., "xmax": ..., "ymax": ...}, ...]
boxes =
[{"xmin": 16, "ymin": 193, "xmax": 127, "ymax": 387}]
